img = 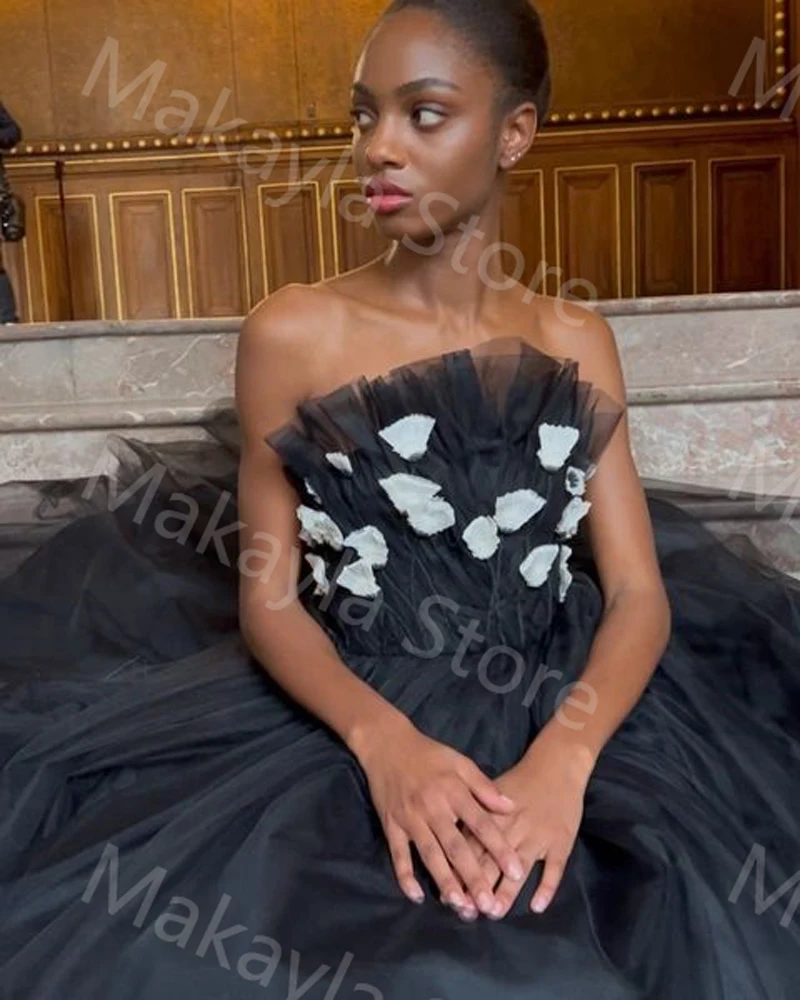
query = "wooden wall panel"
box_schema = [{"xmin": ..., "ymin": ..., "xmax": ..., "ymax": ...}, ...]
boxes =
[
  {"xmin": 231, "ymin": 0, "xmax": 300, "ymax": 124},
  {"xmin": 330, "ymin": 180, "xmax": 388, "ymax": 276},
  {"xmin": 1, "ymin": 242, "xmax": 32, "ymax": 323},
  {"xmin": 555, "ymin": 166, "xmax": 622, "ymax": 300},
  {"xmin": 500, "ymin": 171, "xmax": 547, "ymax": 295},
  {"xmin": 633, "ymin": 162, "xmax": 697, "ymax": 297},
  {"xmin": 2, "ymin": 0, "xmax": 53, "ymax": 140},
  {"xmin": 36, "ymin": 195, "xmax": 104, "ymax": 321},
  {"xmin": 182, "ymin": 189, "xmax": 249, "ymax": 317},
  {"xmin": 537, "ymin": 0, "xmax": 777, "ymax": 119},
  {"xmin": 45, "ymin": 0, "xmax": 237, "ymax": 140},
  {"xmin": 710, "ymin": 156, "xmax": 785, "ymax": 292},
  {"xmin": 0, "ymin": 0, "xmax": 789, "ymax": 144},
  {"xmin": 2, "ymin": 115, "xmax": 796, "ymax": 322},
  {"xmin": 110, "ymin": 192, "xmax": 178, "ymax": 319},
  {"xmin": 259, "ymin": 182, "xmax": 325, "ymax": 292},
  {"xmin": 293, "ymin": 0, "xmax": 387, "ymax": 121}
]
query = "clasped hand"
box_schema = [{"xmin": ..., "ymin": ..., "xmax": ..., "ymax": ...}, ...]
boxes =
[{"xmin": 361, "ymin": 716, "xmax": 590, "ymax": 921}]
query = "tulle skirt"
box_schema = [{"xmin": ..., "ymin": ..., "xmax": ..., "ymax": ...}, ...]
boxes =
[{"xmin": 2, "ymin": 414, "xmax": 800, "ymax": 999}]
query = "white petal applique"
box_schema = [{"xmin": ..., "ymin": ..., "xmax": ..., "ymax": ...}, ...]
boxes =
[
  {"xmin": 558, "ymin": 545, "xmax": 573, "ymax": 602},
  {"xmin": 462, "ymin": 515, "xmax": 500, "ymax": 559},
  {"xmin": 519, "ymin": 543, "xmax": 559, "ymax": 588},
  {"xmin": 565, "ymin": 466, "xmax": 586, "ymax": 497},
  {"xmin": 343, "ymin": 525, "xmax": 389, "ymax": 567},
  {"xmin": 296, "ymin": 504, "xmax": 344, "ymax": 550},
  {"xmin": 304, "ymin": 478, "xmax": 321, "ymax": 502},
  {"xmin": 378, "ymin": 473, "xmax": 455, "ymax": 537},
  {"xmin": 337, "ymin": 558, "xmax": 381, "ymax": 598},
  {"xmin": 556, "ymin": 497, "xmax": 592, "ymax": 539},
  {"xmin": 493, "ymin": 489, "xmax": 547, "ymax": 533},
  {"xmin": 378, "ymin": 414, "xmax": 436, "ymax": 460},
  {"xmin": 304, "ymin": 553, "xmax": 330, "ymax": 596},
  {"xmin": 537, "ymin": 423, "xmax": 580, "ymax": 472},
  {"xmin": 325, "ymin": 451, "xmax": 354, "ymax": 475},
  {"xmin": 406, "ymin": 497, "xmax": 456, "ymax": 536},
  {"xmin": 379, "ymin": 472, "xmax": 442, "ymax": 504}
]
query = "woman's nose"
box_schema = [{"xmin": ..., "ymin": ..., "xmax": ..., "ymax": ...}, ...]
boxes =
[{"xmin": 365, "ymin": 118, "xmax": 404, "ymax": 168}]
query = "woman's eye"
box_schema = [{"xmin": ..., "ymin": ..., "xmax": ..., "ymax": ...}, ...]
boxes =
[
  {"xmin": 350, "ymin": 109, "xmax": 373, "ymax": 129},
  {"xmin": 414, "ymin": 107, "xmax": 445, "ymax": 127}
]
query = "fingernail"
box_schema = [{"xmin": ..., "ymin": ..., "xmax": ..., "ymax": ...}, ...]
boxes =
[
  {"xmin": 477, "ymin": 891, "xmax": 494, "ymax": 912},
  {"xmin": 490, "ymin": 900, "xmax": 505, "ymax": 918},
  {"xmin": 446, "ymin": 891, "xmax": 465, "ymax": 908},
  {"xmin": 532, "ymin": 895, "xmax": 549, "ymax": 913},
  {"xmin": 409, "ymin": 887, "xmax": 424, "ymax": 904},
  {"xmin": 509, "ymin": 859, "xmax": 524, "ymax": 880}
]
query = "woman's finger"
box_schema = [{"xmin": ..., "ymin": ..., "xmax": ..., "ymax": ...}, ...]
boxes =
[
  {"xmin": 459, "ymin": 759, "xmax": 517, "ymax": 814},
  {"xmin": 429, "ymin": 811, "xmax": 496, "ymax": 915},
  {"xmin": 409, "ymin": 819, "xmax": 473, "ymax": 911},
  {"xmin": 385, "ymin": 818, "xmax": 425, "ymax": 903},
  {"xmin": 461, "ymin": 828, "xmax": 502, "ymax": 900},
  {"xmin": 456, "ymin": 791, "xmax": 524, "ymax": 882},
  {"xmin": 489, "ymin": 843, "xmax": 540, "ymax": 919},
  {"xmin": 530, "ymin": 848, "xmax": 568, "ymax": 914}
]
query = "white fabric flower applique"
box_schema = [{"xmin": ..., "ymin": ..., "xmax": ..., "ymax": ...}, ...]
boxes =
[
  {"xmin": 304, "ymin": 553, "xmax": 330, "ymax": 596},
  {"xmin": 337, "ymin": 526, "xmax": 389, "ymax": 598},
  {"xmin": 556, "ymin": 496, "xmax": 592, "ymax": 540},
  {"xmin": 537, "ymin": 423, "xmax": 580, "ymax": 472},
  {"xmin": 378, "ymin": 473, "xmax": 456, "ymax": 536},
  {"xmin": 565, "ymin": 465, "xmax": 587, "ymax": 497},
  {"xmin": 325, "ymin": 451, "xmax": 354, "ymax": 475},
  {"xmin": 558, "ymin": 545, "xmax": 573, "ymax": 602},
  {"xmin": 518, "ymin": 542, "xmax": 573, "ymax": 601},
  {"xmin": 378, "ymin": 414, "xmax": 436, "ymax": 461},
  {"xmin": 296, "ymin": 505, "xmax": 388, "ymax": 599},
  {"xmin": 462, "ymin": 488, "xmax": 546, "ymax": 560},
  {"xmin": 296, "ymin": 504, "xmax": 345, "ymax": 550},
  {"xmin": 303, "ymin": 478, "xmax": 322, "ymax": 503}
]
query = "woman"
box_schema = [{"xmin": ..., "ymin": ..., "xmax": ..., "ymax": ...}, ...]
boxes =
[
  {"xmin": 1, "ymin": 2, "xmax": 799, "ymax": 998},
  {"xmin": 0, "ymin": 99, "xmax": 22, "ymax": 324}
]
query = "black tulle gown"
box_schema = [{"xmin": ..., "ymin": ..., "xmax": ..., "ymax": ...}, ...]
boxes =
[{"xmin": 2, "ymin": 335, "xmax": 799, "ymax": 999}]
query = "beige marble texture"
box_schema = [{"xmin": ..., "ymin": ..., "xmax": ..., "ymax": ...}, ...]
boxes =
[{"xmin": 0, "ymin": 426, "xmax": 215, "ymax": 485}]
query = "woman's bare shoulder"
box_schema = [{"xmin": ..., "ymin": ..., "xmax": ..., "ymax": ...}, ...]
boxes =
[{"xmin": 236, "ymin": 283, "xmax": 349, "ymax": 437}]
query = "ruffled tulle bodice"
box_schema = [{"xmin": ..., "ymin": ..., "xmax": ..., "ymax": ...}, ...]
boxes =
[{"xmin": 267, "ymin": 336, "xmax": 625, "ymax": 657}]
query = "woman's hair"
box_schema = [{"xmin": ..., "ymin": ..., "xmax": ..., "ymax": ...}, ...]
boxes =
[{"xmin": 377, "ymin": 0, "xmax": 552, "ymax": 127}]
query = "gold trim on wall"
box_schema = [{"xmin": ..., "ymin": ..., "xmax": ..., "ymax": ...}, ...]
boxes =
[
  {"xmin": 553, "ymin": 164, "xmax": 623, "ymax": 299},
  {"xmin": 108, "ymin": 190, "xmax": 182, "ymax": 319},
  {"xmin": 707, "ymin": 153, "xmax": 786, "ymax": 291},
  {"xmin": 180, "ymin": 186, "xmax": 252, "ymax": 318},
  {"xmin": 34, "ymin": 193, "xmax": 106, "ymax": 322},
  {"xmin": 4, "ymin": 112, "xmax": 793, "ymax": 165},
  {"xmin": 630, "ymin": 159, "xmax": 699, "ymax": 297}
]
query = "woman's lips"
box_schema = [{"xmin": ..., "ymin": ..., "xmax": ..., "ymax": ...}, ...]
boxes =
[{"xmin": 367, "ymin": 192, "xmax": 413, "ymax": 214}]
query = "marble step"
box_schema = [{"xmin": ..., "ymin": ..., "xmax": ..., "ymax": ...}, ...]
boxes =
[{"xmin": 0, "ymin": 291, "xmax": 798, "ymax": 574}]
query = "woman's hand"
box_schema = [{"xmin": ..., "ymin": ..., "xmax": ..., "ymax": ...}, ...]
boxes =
[
  {"xmin": 458, "ymin": 729, "xmax": 593, "ymax": 919},
  {"xmin": 357, "ymin": 715, "xmax": 526, "ymax": 916}
]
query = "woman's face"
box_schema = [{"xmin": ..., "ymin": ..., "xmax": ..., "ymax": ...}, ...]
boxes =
[{"xmin": 350, "ymin": 9, "xmax": 506, "ymax": 244}]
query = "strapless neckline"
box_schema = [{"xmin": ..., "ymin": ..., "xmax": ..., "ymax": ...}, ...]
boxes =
[{"xmin": 298, "ymin": 333, "xmax": 581, "ymax": 411}]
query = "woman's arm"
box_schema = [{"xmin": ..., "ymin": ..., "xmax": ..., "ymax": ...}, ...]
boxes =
[
  {"xmin": 457, "ymin": 303, "xmax": 671, "ymax": 921},
  {"xmin": 530, "ymin": 303, "xmax": 671, "ymax": 769},
  {"xmin": 0, "ymin": 103, "xmax": 22, "ymax": 151},
  {"xmin": 236, "ymin": 286, "xmax": 525, "ymax": 914}
]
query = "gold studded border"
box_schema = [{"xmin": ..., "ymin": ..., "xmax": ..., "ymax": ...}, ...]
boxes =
[{"xmin": 5, "ymin": 0, "xmax": 790, "ymax": 159}]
